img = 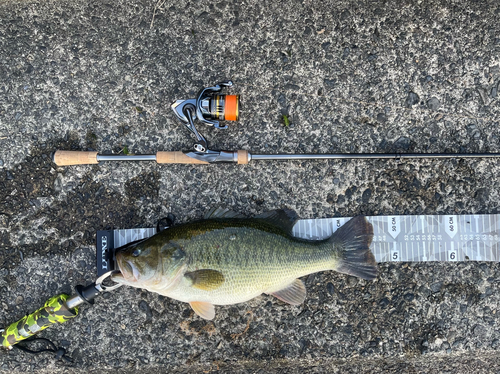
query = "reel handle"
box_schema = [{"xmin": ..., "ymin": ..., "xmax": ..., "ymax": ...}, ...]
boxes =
[
  {"xmin": 1, "ymin": 294, "xmax": 78, "ymax": 349},
  {"xmin": 53, "ymin": 151, "xmax": 98, "ymax": 166}
]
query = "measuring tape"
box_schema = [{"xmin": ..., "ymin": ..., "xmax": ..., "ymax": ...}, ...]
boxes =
[
  {"xmin": 96, "ymin": 214, "xmax": 500, "ymax": 275},
  {"xmin": 294, "ymin": 214, "xmax": 499, "ymax": 263}
]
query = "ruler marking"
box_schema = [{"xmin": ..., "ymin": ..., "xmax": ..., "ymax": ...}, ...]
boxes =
[
  {"xmin": 490, "ymin": 215, "xmax": 493, "ymax": 262},
  {"xmin": 497, "ymin": 215, "xmax": 500, "ymax": 262},
  {"xmin": 435, "ymin": 216, "xmax": 438, "ymax": 261},
  {"xmin": 379, "ymin": 231, "xmax": 382, "ymax": 262},
  {"xmin": 406, "ymin": 217, "xmax": 409, "ymax": 261}
]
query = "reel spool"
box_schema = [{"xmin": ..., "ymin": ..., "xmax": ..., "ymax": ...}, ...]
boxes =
[
  {"xmin": 199, "ymin": 93, "xmax": 239, "ymax": 122},
  {"xmin": 170, "ymin": 80, "xmax": 240, "ymax": 153},
  {"xmin": 171, "ymin": 80, "xmax": 239, "ymax": 130}
]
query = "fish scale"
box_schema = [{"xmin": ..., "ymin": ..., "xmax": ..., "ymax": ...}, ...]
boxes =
[{"xmin": 166, "ymin": 224, "xmax": 335, "ymax": 305}]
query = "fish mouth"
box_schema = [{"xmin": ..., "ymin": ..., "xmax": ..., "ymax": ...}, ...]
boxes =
[
  {"xmin": 116, "ymin": 253, "xmax": 140, "ymax": 282},
  {"xmin": 110, "ymin": 272, "xmax": 125, "ymax": 283}
]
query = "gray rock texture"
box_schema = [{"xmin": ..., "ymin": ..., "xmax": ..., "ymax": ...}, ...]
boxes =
[{"xmin": 1, "ymin": 0, "xmax": 500, "ymax": 372}]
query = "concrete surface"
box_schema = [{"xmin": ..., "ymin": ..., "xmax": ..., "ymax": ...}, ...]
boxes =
[{"xmin": 0, "ymin": 0, "xmax": 500, "ymax": 372}]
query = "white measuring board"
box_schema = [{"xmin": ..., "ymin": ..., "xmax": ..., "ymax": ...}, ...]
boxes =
[
  {"xmin": 292, "ymin": 214, "xmax": 500, "ymax": 263},
  {"xmin": 113, "ymin": 227, "xmax": 156, "ymax": 248},
  {"xmin": 111, "ymin": 214, "xmax": 500, "ymax": 263}
]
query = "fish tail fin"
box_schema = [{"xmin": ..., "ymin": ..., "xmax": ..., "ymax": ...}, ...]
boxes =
[{"xmin": 329, "ymin": 216, "xmax": 377, "ymax": 280}]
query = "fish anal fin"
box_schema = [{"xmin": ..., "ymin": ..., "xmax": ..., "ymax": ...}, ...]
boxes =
[
  {"xmin": 189, "ymin": 301, "xmax": 215, "ymax": 320},
  {"xmin": 271, "ymin": 279, "xmax": 306, "ymax": 306},
  {"xmin": 185, "ymin": 269, "xmax": 225, "ymax": 291}
]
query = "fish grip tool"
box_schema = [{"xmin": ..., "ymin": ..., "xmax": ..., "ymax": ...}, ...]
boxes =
[
  {"xmin": 1, "ymin": 216, "xmax": 176, "ymax": 353},
  {"xmin": 1, "ymin": 271, "xmax": 122, "ymax": 353}
]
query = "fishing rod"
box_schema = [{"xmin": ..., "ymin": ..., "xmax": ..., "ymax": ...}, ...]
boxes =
[{"xmin": 53, "ymin": 81, "xmax": 500, "ymax": 166}]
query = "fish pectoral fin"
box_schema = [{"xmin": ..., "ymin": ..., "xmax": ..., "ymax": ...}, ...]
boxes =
[
  {"xmin": 185, "ymin": 269, "xmax": 225, "ymax": 291},
  {"xmin": 189, "ymin": 301, "xmax": 216, "ymax": 320},
  {"xmin": 270, "ymin": 279, "xmax": 306, "ymax": 306}
]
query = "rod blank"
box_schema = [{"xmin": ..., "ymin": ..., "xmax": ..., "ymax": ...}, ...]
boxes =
[{"xmin": 250, "ymin": 153, "xmax": 500, "ymax": 161}]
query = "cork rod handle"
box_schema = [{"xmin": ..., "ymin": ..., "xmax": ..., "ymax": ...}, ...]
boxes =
[
  {"xmin": 156, "ymin": 152, "xmax": 209, "ymax": 164},
  {"xmin": 53, "ymin": 151, "xmax": 99, "ymax": 166}
]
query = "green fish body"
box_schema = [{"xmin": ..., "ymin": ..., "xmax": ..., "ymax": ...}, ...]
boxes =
[{"xmin": 112, "ymin": 209, "xmax": 376, "ymax": 320}]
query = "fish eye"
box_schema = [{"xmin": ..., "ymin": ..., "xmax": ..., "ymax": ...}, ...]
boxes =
[{"xmin": 132, "ymin": 249, "xmax": 142, "ymax": 257}]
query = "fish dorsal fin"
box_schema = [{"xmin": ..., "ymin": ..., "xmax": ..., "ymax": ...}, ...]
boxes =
[
  {"xmin": 254, "ymin": 209, "xmax": 298, "ymax": 235},
  {"xmin": 204, "ymin": 207, "xmax": 246, "ymax": 219},
  {"xmin": 270, "ymin": 279, "xmax": 306, "ymax": 306},
  {"xmin": 189, "ymin": 301, "xmax": 215, "ymax": 320},
  {"xmin": 185, "ymin": 269, "xmax": 225, "ymax": 291}
]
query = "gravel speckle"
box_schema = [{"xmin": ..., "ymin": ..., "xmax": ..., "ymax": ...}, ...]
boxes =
[
  {"xmin": 376, "ymin": 113, "xmax": 387, "ymax": 123},
  {"xmin": 362, "ymin": 188, "xmax": 372, "ymax": 203},
  {"xmin": 406, "ymin": 92, "xmax": 420, "ymax": 107},
  {"xmin": 427, "ymin": 97, "xmax": 441, "ymax": 111},
  {"xmin": 430, "ymin": 281, "xmax": 443, "ymax": 293}
]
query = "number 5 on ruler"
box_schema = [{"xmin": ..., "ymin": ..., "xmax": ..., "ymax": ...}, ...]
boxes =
[{"xmin": 392, "ymin": 250, "xmax": 400, "ymax": 261}]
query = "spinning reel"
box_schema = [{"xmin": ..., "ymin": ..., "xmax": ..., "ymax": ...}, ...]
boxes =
[{"xmin": 171, "ymin": 80, "xmax": 240, "ymax": 154}]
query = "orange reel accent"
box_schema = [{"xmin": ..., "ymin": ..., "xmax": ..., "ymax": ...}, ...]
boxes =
[{"xmin": 224, "ymin": 95, "xmax": 239, "ymax": 121}]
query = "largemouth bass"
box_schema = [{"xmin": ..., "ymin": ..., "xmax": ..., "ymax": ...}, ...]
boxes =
[{"xmin": 112, "ymin": 209, "xmax": 376, "ymax": 320}]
